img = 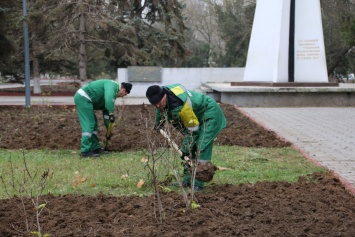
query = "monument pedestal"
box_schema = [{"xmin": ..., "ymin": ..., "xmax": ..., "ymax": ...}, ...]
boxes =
[{"xmin": 201, "ymin": 83, "xmax": 355, "ymax": 107}]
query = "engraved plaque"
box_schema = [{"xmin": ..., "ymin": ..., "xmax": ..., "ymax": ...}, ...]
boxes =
[{"xmin": 127, "ymin": 66, "xmax": 162, "ymax": 82}]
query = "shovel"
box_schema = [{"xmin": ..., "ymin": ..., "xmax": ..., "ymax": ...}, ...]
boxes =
[
  {"xmin": 159, "ymin": 129, "xmax": 217, "ymax": 182},
  {"xmin": 104, "ymin": 122, "xmax": 113, "ymax": 150}
]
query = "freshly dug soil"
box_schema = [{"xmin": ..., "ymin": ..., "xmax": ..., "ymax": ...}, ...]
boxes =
[
  {"xmin": 0, "ymin": 89, "xmax": 354, "ymax": 236},
  {"xmin": 0, "ymin": 172, "xmax": 354, "ymax": 237},
  {"xmin": 0, "ymin": 104, "xmax": 290, "ymax": 151}
]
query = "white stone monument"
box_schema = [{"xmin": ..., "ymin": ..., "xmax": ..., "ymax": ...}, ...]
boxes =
[{"xmin": 243, "ymin": 0, "xmax": 328, "ymax": 83}]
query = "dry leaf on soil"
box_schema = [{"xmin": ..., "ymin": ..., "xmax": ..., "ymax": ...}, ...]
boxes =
[
  {"xmin": 137, "ymin": 179, "xmax": 145, "ymax": 188},
  {"xmin": 72, "ymin": 171, "xmax": 86, "ymax": 187}
]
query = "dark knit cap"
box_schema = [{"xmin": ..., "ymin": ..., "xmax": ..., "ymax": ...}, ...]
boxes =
[
  {"xmin": 121, "ymin": 82, "xmax": 132, "ymax": 94},
  {"xmin": 146, "ymin": 85, "xmax": 165, "ymax": 105}
]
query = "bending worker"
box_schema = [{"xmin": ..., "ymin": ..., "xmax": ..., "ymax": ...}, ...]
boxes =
[
  {"xmin": 146, "ymin": 84, "xmax": 226, "ymax": 191},
  {"xmin": 74, "ymin": 79, "xmax": 132, "ymax": 158}
]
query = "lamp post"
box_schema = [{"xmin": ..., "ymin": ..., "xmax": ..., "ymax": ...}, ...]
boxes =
[{"xmin": 22, "ymin": 0, "xmax": 31, "ymax": 107}]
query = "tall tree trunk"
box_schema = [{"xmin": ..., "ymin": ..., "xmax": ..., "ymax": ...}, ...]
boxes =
[
  {"xmin": 30, "ymin": 0, "xmax": 41, "ymax": 94},
  {"xmin": 78, "ymin": 0, "xmax": 87, "ymax": 84},
  {"xmin": 33, "ymin": 56, "xmax": 41, "ymax": 94}
]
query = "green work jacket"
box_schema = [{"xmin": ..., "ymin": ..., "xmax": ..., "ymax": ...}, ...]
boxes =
[
  {"xmin": 81, "ymin": 79, "xmax": 119, "ymax": 127},
  {"xmin": 155, "ymin": 84, "xmax": 227, "ymax": 153}
]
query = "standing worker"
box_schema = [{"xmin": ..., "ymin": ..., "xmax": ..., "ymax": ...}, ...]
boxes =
[
  {"xmin": 74, "ymin": 79, "xmax": 132, "ymax": 158},
  {"xmin": 146, "ymin": 84, "xmax": 226, "ymax": 191}
]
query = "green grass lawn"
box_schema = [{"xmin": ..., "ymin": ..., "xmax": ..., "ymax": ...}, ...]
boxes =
[{"xmin": 0, "ymin": 146, "xmax": 326, "ymax": 199}]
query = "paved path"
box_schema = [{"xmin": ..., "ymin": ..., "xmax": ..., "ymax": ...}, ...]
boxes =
[{"xmin": 239, "ymin": 107, "xmax": 355, "ymax": 195}]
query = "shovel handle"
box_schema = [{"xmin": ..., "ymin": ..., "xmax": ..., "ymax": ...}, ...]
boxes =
[
  {"xmin": 106, "ymin": 122, "xmax": 113, "ymax": 139},
  {"xmin": 105, "ymin": 122, "xmax": 114, "ymax": 150},
  {"xmin": 159, "ymin": 129, "xmax": 191, "ymax": 163}
]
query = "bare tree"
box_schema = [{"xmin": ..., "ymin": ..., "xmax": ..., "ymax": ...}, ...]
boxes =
[
  {"xmin": 183, "ymin": 0, "xmax": 225, "ymax": 67},
  {"xmin": 29, "ymin": 0, "xmax": 44, "ymax": 93},
  {"xmin": 182, "ymin": 0, "xmax": 256, "ymax": 67},
  {"xmin": 213, "ymin": 0, "xmax": 256, "ymax": 67}
]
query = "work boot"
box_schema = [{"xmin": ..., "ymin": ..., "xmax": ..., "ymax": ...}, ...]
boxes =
[
  {"xmin": 81, "ymin": 151, "xmax": 99, "ymax": 158},
  {"xmin": 93, "ymin": 148, "xmax": 110, "ymax": 155}
]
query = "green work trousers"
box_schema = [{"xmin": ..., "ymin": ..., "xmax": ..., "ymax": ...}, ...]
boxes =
[
  {"xmin": 74, "ymin": 94, "xmax": 101, "ymax": 153},
  {"xmin": 182, "ymin": 138, "xmax": 213, "ymax": 188},
  {"xmin": 182, "ymin": 117, "xmax": 218, "ymax": 188}
]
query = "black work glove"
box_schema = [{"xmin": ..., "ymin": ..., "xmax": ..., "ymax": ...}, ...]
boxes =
[
  {"xmin": 180, "ymin": 151, "xmax": 189, "ymax": 161},
  {"xmin": 109, "ymin": 113, "xmax": 115, "ymax": 123}
]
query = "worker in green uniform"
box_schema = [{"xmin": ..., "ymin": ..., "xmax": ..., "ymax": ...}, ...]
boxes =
[
  {"xmin": 146, "ymin": 84, "xmax": 226, "ymax": 191},
  {"xmin": 74, "ymin": 79, "xmax": 132, "ymax": 158}
]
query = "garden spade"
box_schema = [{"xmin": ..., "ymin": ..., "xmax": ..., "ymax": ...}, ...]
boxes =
[
  {"xmin": 159, "ymin": 129, "xmax": 217, "ymax": 182},
  {"xmin": 104, "ymin": 122, "xmax": 113, "ymax": 150}
]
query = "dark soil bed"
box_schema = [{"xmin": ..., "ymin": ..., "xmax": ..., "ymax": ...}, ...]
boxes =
[
  {"xmin": 0, "ymin": 90, "xmax": 354, "ymax": 236},
  {"xmin": 0, "ymin": 104, "xmax": 290, "ymax": 150},
  {"xmin": 1, "ymin": 172, "xmax": 354, "ymax": 237}
]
